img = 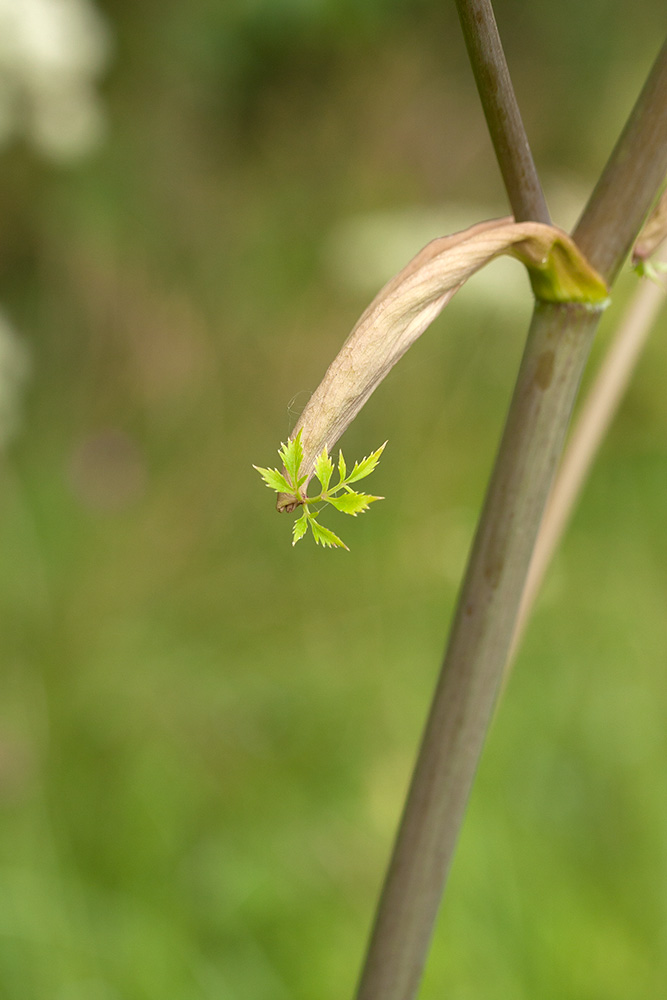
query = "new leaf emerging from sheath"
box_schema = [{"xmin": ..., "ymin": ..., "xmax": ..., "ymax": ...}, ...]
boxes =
[
  {"xmin": 283, "ymin": 217, "xmax": 608, "ymax": 492},
  {"xmin": 257, "ymin": 217, "xmax": 607, "ymax": 548}
]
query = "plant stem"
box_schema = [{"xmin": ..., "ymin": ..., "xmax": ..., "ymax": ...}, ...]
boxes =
[
  {"xmin": 353, "ymin": 34, "xmax": 667, "ymax": 1000},
  {"xmin": 574, "ymin": 38, "xmax": 667, "ymax": 283},
  {"xmin": 511, "ymin": 248, "xmax": 667, "ymax": 661},
  {"xmin": 354, "ymin": 301, "xmax": 602, "ymax": 1000},
  {"xmin": 454, "ymin": 0, "xmax": 550, "ymax": 224}
]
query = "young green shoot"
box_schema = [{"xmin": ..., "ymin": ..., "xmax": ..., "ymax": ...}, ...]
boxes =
[{"xmin": 254, "ymin": 431, "xmax": 386, "ymax": 550}]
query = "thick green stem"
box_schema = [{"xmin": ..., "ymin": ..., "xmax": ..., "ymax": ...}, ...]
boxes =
[
  {"xmin": 354, "ymin": 301, "xmax": 601, "ymax": 1000},
  {"xmin": 454, "ymin": 0, "xmax": 550, "ymax": 224}
]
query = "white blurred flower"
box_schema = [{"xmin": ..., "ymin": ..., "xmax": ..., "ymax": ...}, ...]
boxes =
[
  {"xmin": 0, "ymin": 0, "xmax": 110, "ymax": 161},
  {"xmin": 0, "ymin": 311, "xmax": 29, "ymax": 449}
]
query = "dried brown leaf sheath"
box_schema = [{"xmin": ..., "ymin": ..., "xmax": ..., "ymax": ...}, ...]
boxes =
[{"xmin": 277, "ymin": 217, "xmax": 607, "ymax": 509}]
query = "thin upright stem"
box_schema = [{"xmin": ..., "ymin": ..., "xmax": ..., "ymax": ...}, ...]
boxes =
[
  {"xmin": 574, "ymin": 38, "xmax": 667, "ymax": 283},
  {"xmin": 454, "ymin": 0, "xmax": 550, "ymax": 224}
]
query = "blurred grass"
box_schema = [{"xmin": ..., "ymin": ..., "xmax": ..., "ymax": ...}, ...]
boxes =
[{"xmin": 0, "ymin": 1, "xmax": 666, "ymax": 997}]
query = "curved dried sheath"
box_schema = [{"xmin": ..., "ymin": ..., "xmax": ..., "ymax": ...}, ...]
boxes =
[{"xmin": 278, "ymin": 217, "xmax": 607, "ymax": 509}]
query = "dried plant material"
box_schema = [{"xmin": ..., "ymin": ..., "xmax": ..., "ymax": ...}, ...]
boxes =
[
  {"xmin": 632, "ymin": 188, "xmax": 667, "ymax": 266},
  {"xmin": 280, "ymin": 218, "xmax": 608, "ymax": 499}
]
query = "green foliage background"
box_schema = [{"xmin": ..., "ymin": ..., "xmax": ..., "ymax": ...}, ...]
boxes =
[{"xmin": 1, "ymin": 2, "xmax": 666, "ymax": 997}]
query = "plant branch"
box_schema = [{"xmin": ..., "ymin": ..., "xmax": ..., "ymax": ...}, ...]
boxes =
[
  {"xmin": 454, "ymin": 0, "xmax": 550, "ymax": 224},
  {"xmin": 353, "ymin": 38, "xmax": 667, "ymax": 1000},
  {"xmin": 574, "ymin": 37, "xmax": 667, "ymax": 283},
  {"xmin": 511, "ymin": 248, "xmax": 667, "ymax": 661}
]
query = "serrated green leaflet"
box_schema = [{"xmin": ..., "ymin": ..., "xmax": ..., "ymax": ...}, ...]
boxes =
[
  {"xmin": 278, "ymin": 430, "xmax": 304, "ymax": 488},
  {"xmin": 253, "ymin": 466, "xmax": 293, "ymax": 494},
  {"xmin": 327, "ymin": 492, "xmax": 382, "ymax": 515},
  {"xmin": 309, "ymin": 518, "xmax": 349, "ymax": 550},
  {"xmin": 338, "ymin": 450, "xmax": 346, "ymax": 482},
  {"xmin": 314, "ymin": 448, "xmax": 334, "ymax": 492},
  {"xmin": 292, "ymin": 511, "xmax": 309, "ymax": 546},
  {"xmin": 346, "ymin": 442, "xmax": 387, "ymax": 484}
]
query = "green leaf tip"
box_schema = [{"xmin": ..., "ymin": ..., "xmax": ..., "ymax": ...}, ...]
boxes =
[
  {"xmin": 253, "ymin": 465, "xmax": 293, "ymax": 495},
  {"xmin": 314, "ymin": 448, "xmax": 334, "ymax": 492},
  {"xmin": 254, "ymin": 436, "xmax": 387, "ymax": 550},
  {"xmin": 346, "ymin": 442, "xmax": 388, "ymax": 484},
  {"xmin": 309, "ymin": 517, "xmax": 349, "ymax": 550},
  {"xmin": 292, "ymin": 511, "xmax": 309, "ymax": 546},
  {"xmin": 338, "ymin": 450, "xmax": 347, "ymax": 482},
  {"xmin": 278, "ymin": 430, "xmax": 304, "ymax": 489},
  {"xmin": 327, "ymin": 492, "xmax": 383, "ymax": 515}
]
